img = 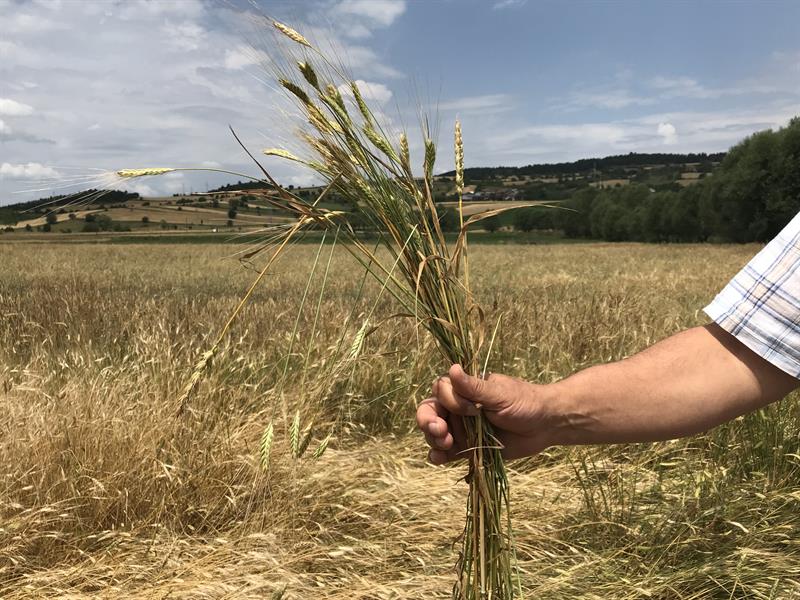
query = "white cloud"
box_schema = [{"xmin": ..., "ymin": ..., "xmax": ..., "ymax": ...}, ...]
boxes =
[
  {"xmin": 117, "ymin": 0, "xmax": 206, "ymax": 21},
  {"xmin": 343, "ymin": 46, "xmax": 404, "ymax": 79},
  {"xmin": 339, "ymin": 80, "xmax": 393, "ymax": 105},
  {"xmin": 130, "ymin": 183, "xmax": 157, "ymax": 197},
  {"xmin": 480, "ymin": 107, "xmax": 797, "ymax": 164},
  {"xmin": 649, "ymin": 76, "xmax": 716, "ymax": 99},
  {"xmin": 341, "ymin": 22, "xmax": 372, "ymax": 40},
  {"xmin": 493, "ymin": 0, "xmax": 528, "ymax": 9},
  {"xmin": 162, "ymin": 21, "xmax": 206, "ymax": 52},
  {"xmin": 440, "ymin": 94, "xmax": 513, "ymax": 113},
  {"xmin": 0, "ymin": 98, "xmax": 34, "ymax": 116},
  {"xmin": 334, "ymin": 0, "xmax": 406, "ymax": 27},
  {"xmin": 224, "ymin": 45, "xmax": 269, "ymax": 70},
  {"xmin": 657, "ymin": 122, "xmax": 677, "ymax": 145},
  {"xmin": 566, "ymin": 89, "xmax": 652, "ymax": 110},
  {"xmin": 6, "ymin": 12, "xmax": 66, "ymax": 33},
  {"xmin": 0, "ymin": 162, "xmax": 60, "ymax": 179},
  {"xmin": 0, "ymin": 119, "xmax": 9, "ymax": 134},
  {"xmin": 0, "ymin": 40, "xmax": 18, "ymax": 58}
]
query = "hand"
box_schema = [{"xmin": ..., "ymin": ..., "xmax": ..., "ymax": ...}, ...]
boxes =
[{"xmin": 416, "ymin": 364, "xmax": 557, "ymax": 464}]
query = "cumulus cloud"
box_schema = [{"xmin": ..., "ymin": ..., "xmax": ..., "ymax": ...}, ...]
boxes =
[
  {"xmin": 0, "ymin": 0, "xmax": 410, "ymax": 204},
  {"xmin": 0, "ymin": 98, "xmax": 34, "ymax": 116},
  {"xmin": 0, "ymin": 162, "xmax": 60, "ymax": 179},
  {"xmin": 657, "ymin": 122, "xmax": 678, "ymax": 144},
  {"xmin": 334, "ymin": 0, "xmax": 406, "ymax": 27}
]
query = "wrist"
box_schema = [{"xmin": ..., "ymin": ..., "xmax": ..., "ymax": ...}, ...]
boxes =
[{"xmin": 535, "ymin": 378, "xmax": 589, "ymax": 447}]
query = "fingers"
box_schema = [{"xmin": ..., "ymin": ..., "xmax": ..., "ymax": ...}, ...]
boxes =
[
  {"xmin": 428, "ymin": 448, "xmax": 449, "ymax": 465},
  {"xmin": 427, "ymin": 413, "xmax": 469, "ymax": 465},
  {"xmin": 416, "ymin": 397, "xmax": 447, "ymax": 432},
  {"xmin": 448, "ymin": 364, "xmax": 490, "ymax": 404},
  {"xmin": 416, "ymin": 397, "xmax": 451, "ymax": 446},
  {"xmin": 424, "ymin": 430, "xmax": 454, "ymax": 451},
  {"xmin": 433, "ymin": 375, "xmax": 480, "ymax": 416}
]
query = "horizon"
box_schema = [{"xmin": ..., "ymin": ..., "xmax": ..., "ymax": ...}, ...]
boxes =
[{"xmin": 2, "ymin": 0, "xmax": 799, "ymax": 205}]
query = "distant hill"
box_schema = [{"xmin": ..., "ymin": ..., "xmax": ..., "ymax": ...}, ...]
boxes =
[{"xmin": 439, "ymin": 152, "xmax": 726, "ymax": 180}]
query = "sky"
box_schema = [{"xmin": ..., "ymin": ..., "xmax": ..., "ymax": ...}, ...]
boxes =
[{"xmin": 1, "ymin": 0, "xmax": 800, "ymax": 204}]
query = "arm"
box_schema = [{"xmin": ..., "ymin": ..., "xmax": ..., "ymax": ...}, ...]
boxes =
[
  {"xmin": 417, "ymin": 324, "xmax": 799, "ymax": 464},
  {"xmin": 550, "ymin": 323, "xmax": 799, "ymax": 445}
]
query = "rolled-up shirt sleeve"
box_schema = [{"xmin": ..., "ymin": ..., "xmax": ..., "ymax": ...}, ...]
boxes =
[{"xmin": 704, "ymin": 212, "xmax": 800, "ymax": 379}]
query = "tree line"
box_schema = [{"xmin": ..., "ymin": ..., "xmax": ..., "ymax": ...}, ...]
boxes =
[
  {"xmin": 442, "ymin": 151, "xmax": 726, "ymax": 181},
  {"xmin": 521, "ymin": 118, "xmax": 800, "ymax": 243}
]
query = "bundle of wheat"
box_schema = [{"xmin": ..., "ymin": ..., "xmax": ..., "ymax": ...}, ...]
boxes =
[{"xmin": 115, "ymin": 19, "xmax": 555, "ymax": 598}]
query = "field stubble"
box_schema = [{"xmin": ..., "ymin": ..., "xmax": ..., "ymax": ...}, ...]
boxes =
[{"xmin": 1, "ymin": 242, "xmax": 799, "ymax": 598}]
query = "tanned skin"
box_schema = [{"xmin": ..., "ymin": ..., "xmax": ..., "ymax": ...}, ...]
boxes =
[{"xmin": 417, "ymin": 324, "xmax": 800, "ymax": 464}]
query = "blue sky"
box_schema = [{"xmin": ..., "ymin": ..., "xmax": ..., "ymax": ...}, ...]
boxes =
[{"xmin": 1, "ymin": 0, "xmax": 799, "ymax": 204}]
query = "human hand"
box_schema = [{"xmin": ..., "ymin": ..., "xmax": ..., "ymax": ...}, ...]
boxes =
[{"xmin": 416, "ymin": 364, "xmax": 558, "ymax": 464}]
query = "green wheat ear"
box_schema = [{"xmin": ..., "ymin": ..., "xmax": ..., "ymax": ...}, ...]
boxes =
[
  {"xmin": 349, "ymin": 320, "xmax": 369, "ymax": 360},
  {"xmin": 289, "ymin": 410, "xmax": 301, "ymax": 459},
  {"xmin": 259, "ymin": 422, "xmax": 274, "ymax": 472},
  {"xmin": 312, "ymin": 433, "xmax": 332, "ymax": 460},
  {"xmin": 297, "ymin": 423, "xmax": 314, "ymax": 458}
]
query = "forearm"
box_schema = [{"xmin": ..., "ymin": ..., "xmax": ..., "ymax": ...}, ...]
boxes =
[{"xmin": 548, "ymin": 324, "xmax": 799, "ymax": 445}]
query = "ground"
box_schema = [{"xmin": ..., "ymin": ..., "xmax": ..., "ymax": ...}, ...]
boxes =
[{"xmin": 1, "ymin": 241, "xmax": 799, "ymax": 599}]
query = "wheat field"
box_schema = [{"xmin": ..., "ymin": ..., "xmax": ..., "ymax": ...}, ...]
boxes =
[{"xmin": 2, "ymin": 241, "xmax": 799, "ymax": 599}]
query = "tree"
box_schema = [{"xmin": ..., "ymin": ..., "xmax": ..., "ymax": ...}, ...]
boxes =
[
  {"xmin": 513, "ymin": 207, "xmax": 552, "ymax": 232},
  {"xmin": 45, "ymin": 212, "xmax": 58, "ymax": 226},
  {"xmin": 141, "ymin": 216, "xmax": 150, "ymax": 226},
  {"xmin": 227, "ymin": 197, "xmax": 239, "ymax": 220},
  {"xmin": 483, "ymin": 215, "xmax": 501, "ymax": 233}
]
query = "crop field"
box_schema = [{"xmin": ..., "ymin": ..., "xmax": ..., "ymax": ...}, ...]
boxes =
[
  {"xmin": 2, "ymin": 241, "xmax": 800, "ymax": 599},
  {"xmin": 8, "ymin": 197, "xmax": 294, "ymax": 232}
]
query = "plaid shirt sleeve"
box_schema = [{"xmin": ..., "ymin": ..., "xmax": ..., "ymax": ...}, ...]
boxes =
[{"xmin": 704, "ymin": 211, "xmax": 800, "ymax": 379}]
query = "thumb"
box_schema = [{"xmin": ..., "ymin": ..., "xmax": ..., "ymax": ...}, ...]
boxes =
[{"xmin": 449, "ymin": 364, "xmax": 496, "ymax": 407}]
